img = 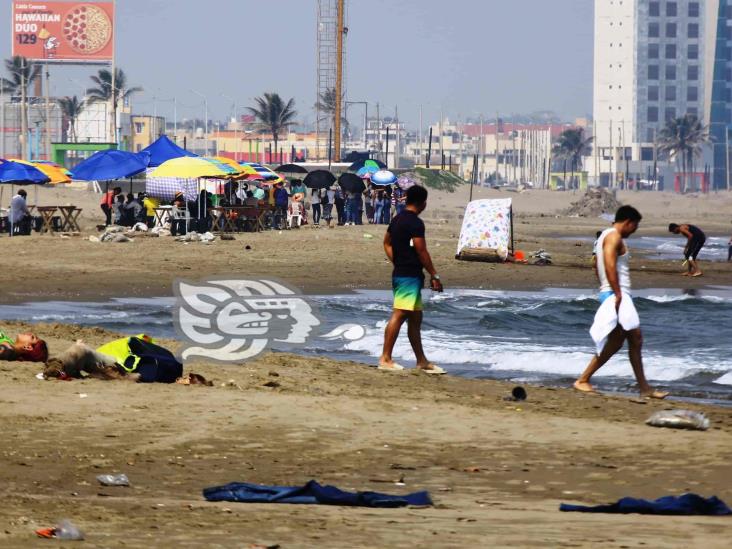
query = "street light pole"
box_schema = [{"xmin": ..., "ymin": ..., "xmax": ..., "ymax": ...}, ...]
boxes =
[
  {"xmin": 345, "ymin": 100, "xmax": 367, "ymax": 150},
  {"xmin": 222, "ymin": 93, "xmax": 238, "ymax": 161},
  {"xmin": 190, "ymin": 89, "xmax": 208, "ymax": 156}
]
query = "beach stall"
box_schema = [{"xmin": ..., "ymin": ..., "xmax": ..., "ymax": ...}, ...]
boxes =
[
  {"xmin": 0, "ymin": 160, "xmax": 51, "ymax": 235},
  {"xmin": 142, "ymin": 135, "xmax": 198, "ymax": 168},
  {"xmin": 455, "ymin": 198, "xmax": 514, "ymax": 262}
]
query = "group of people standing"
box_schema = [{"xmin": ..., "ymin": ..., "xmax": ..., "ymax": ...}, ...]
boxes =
[{"xmin": 288, "ymin": 182, "xmax": 408, "ymax": 228}]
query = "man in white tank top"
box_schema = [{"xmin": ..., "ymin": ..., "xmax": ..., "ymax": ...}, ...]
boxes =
[{"xmin": 574, "ymin": 206, "xmax": 668, "ymax": 399}]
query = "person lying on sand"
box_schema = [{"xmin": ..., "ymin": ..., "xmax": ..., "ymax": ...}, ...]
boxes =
[
  {"xmin": 43, "ymin": 340, "xmax": 140, "ymax": 381},
  {"xmin": 0, "ymin": 329, "xmax": 49, "ymax": 362},
  {"xmin": 574, "ymin": 206, "xmax": 668, "ymax": 399}
]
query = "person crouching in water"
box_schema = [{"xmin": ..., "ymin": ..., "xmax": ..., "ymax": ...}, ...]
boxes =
[
  {"xmin": 574, "ymin": 206, "xmax": 668, "ymax": 399},
  {"xmin": 668, "ymin": 222, "xmax": 706, "ymax": 277},
  {"xmin": 0, "ymin": 330, "xmax": 49, "ymax": 362}
]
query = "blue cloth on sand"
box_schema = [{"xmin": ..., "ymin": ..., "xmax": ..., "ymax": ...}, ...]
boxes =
[
  {"xmin": 560, "ymin": 494, "xmax": 731, "ymax": 515},
  {"xmin": 203, "ymin": 480, "xmax": 432, "ymax": 508}
]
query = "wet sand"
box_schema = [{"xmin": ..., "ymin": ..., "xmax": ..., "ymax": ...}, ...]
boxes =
[{"xmin": 1, "ymin": 321, "xmax": 731, "ymax": 548}]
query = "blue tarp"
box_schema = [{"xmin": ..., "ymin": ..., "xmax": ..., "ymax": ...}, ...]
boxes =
[
  {"xmin": 142, "ymin": 135, "xmax": 197, "ymax": 168},
  {"xmin": 0, "ymin": 160, "xmax": 50, "ymax": 184},
  {"xmin": 203, "ymin": 480, "xmax": 433, "ymax": 508},
  {"xmin": 71, "ymin": 150, "xmax": 150, "ymax": 181},
  {"xmin": 560, "ymin": 494, "xmax": 732, "ymax": 516}
]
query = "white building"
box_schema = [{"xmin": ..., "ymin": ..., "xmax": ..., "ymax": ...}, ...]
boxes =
[{"xmin": 592, "ymin": 0, "xmax": 731, "ymax": 189}]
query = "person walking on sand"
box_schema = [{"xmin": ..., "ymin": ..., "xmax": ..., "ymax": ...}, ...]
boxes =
[
  {"xmin": 574, "ymin": 206, "xmax": 668, "ymax": 399},
  {"xmin": 379, "ymin": 185, "xmax": 445, "ymax": 374},
  {"xmin": 668, "ymin": 223, "xmax": 706, "ymax": 277}
]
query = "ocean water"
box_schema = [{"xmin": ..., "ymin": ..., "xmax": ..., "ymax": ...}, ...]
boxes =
[
  {"xmin": 1, "ymin": 288, "xmax": 731, "ymax": 403},
  {"xmin": 563, "ymin": 235, "xmax": 730, "ymax": 262}
]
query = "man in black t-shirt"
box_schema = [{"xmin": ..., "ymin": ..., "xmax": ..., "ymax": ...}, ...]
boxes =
[{"xmin": 379, "ymin": 185, "xmax": 445, "ymax": 374}]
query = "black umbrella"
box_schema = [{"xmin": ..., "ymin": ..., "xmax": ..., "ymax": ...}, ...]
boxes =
[
  {"xmin": 348, "ymin": 158, "xmax": 386, "ymax": 172},
  {"xmin": 275, "ymin": 163, "xmax": 308, "ymax": 174},
  {"xmin": 303, "ymin": 169, "xmax": 336, "ymax": 189},
  {"xmin": 338, "ymin": 172, "xmax": 366, "ymax": 194}
]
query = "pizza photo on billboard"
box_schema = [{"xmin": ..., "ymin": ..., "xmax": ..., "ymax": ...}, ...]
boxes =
[{"xmin": 62, "ymin": 4, "xmax": 112, "ymax": 55}]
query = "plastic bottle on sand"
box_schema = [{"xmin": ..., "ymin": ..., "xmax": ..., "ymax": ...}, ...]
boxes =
[{"xmin": 96, "ymin": 473, "xmax": 130, "ymax": 486}]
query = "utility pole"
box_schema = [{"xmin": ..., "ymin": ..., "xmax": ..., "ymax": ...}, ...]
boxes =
[
  {"xmin": 495, "ymin": 112, "xmax": 500, "ymax": 184},
  {"xmin": 44, "ymin": 62, "xmax": 51, "ymax": 160},
  {"xmin": 394, "ymin": 104, "xmax": 400, "ymax": 169},
  {"xmin": 333, "ymin": 0, "xmax": 345, "ymax": 163},
  {"xmin": 375, "ymin": 101, "xmax": 380, "ymax": 161},
  {"xmin": 20, "ymin": 58, "xmax": 28, "ymax": 160},
  {"xmin": 110, "ymin": 0, "xmax": 116, "ymax": 144},
  {"xmin": 439, "ymin": 105, "xmax": 444, "ymax": 169},
  {"xmin": 726, "ymin": 127, "xmax": 730, "ymax": 191},
  {"xmin": 479, "ymin": 113, "xmax": 484, "ymax": 183},
  {"xmin": 418, "ymin": 104, "xmax": 423, "ymax": 165}
]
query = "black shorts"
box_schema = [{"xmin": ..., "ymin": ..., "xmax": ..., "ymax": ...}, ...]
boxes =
[{"xmin": 685, "ymin": 236, "xmax": 705, "ymax": 260}]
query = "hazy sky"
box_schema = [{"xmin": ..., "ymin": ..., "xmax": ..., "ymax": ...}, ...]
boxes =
[{"xmin": 1, "ymin": 0, "xmax": 594, "ymax": 128}]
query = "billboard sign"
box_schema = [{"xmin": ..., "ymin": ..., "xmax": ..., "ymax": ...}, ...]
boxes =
[{"xmin": 12, "ymin": 2, "xmax": 114, "ymax": 63}]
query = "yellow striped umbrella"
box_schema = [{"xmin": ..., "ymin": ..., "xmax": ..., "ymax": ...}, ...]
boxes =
[{"xmin": 150, "ymin": 157, "xmax": 237, "ymax": 178}]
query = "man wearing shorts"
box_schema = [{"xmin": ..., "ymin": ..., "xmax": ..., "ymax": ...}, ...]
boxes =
[
  {"xmin": 575, "ymin": 206, "xmax": 668, "ymax": 399},
  {"xmin": 668, "ymin": 223, "xmax": 706, "ymax": 277},
  {"xmin": 379, "ymin": 185, "xmax": 445, "ymax": 374}
]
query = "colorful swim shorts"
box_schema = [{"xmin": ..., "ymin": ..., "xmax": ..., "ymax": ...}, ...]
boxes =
[{"xmin": 392, "ymin": 276, "xmax": 424, "ymax": 311}]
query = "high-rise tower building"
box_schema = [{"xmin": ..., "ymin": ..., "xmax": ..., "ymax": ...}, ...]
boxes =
[{"xmin": 593, "ymin": 0, "xmax": 731, "ymax": 189}]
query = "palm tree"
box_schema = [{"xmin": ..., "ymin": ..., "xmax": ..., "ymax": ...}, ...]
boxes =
[
  {"xmin": 87, "ymin": 68, "xmax": 142, "ymax": 142},
  {"xmin": 2, "ymin": 56, "xmax": 40, "ymax": 158},
  {"xmin": 314, "ymin": 88, "xmax": 349, "ymax": 135},
  {"xmin": 1, "ymin": 56, "xmax": 41, "ymax": 96},
  {"xmin": 247, "ymin": 92, "xmax": 297, "ymax": 159},
  {"xmin": 58, "ymin": 96, "xmax": 85, "ymax": 142},
  {"xmin": 657, "ymin": 114, "xmax": 710, "ymax": 193},
  {"xmin": 553, "ymin": 128, "xmax": 593, "ymax": 190}
]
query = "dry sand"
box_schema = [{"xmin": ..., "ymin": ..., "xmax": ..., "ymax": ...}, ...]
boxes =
[
  {"xmin": 0, "ymin": 185, "xmax": 731, "ymax": 547},
  {"xmin": 1, "ymin": 185, "xmax": 731, "ymax": 303},
  {"xmin": 1, "ymin": 321, "xmax": 731, "ymax": 548}
]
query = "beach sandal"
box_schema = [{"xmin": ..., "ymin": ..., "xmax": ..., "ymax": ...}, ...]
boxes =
[
  {"xmin": 378, "ymin": 362, "xmax": 405, "ymax": 371},
  {"xmin": 419, "ymin": 365, "xmax": 446, "ymax": 375}
]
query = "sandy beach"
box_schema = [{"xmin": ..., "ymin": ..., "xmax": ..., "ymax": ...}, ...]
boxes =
[
  {"xmin": 1, "ymin": 185, "xmax": 731, "ymax": 303},
  {"xmin": 1, "ymin": 185, "xmax": 731, "ymax": 547},
  {"xmin": 0, "ymin": 321, "xmax": 731, "ymax": 548}
]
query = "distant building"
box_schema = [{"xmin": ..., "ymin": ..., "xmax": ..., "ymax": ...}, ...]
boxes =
[
  {"xmin": 130, "ymin": 115, "xmax": 165, "ymax": 152},
  {"xmin": 593, "ymin": 0, "xmax": 731, "ymax": 190},
  {"xmin": 0, "ymin": 98, "xmax": 62, "ymax": 160}
]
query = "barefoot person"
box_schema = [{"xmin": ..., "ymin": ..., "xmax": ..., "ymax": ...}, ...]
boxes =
[
  {"xmin": 574, "ymin": 206, "xmax": 668, "ymax": 399},
  {"xmin": 379, "ymin": 185, "xmax": 445, "ymax": 374},
  {"xmin": 668, "ymin": 223, "xmax": 706, "ymax": 277}
]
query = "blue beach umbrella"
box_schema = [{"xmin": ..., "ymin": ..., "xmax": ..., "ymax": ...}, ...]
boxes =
[
  {"xmin": 71, "ymin": 149, "xmax": 149, "ymax": 181},
  {"xmin": 142, "ymin": 135, "xmax": 198, "ymax": 168},
  {"xmin": 356, "ymin": 165, "xmax": 379, "ymax": 178},
  {"xmin": 0, "ymin": 160, "xmax": 51, "ymax": 185}
]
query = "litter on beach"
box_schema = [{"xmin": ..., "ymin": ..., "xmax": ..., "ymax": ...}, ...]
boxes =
[{"xmin": 203, "ymin": 480, "xmax": 433, "ymax": 508}]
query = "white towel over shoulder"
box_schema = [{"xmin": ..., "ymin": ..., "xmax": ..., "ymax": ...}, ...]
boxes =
[{"xmin": 589, "ymin": 291, "xmax": 639, "ymax": 355}]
